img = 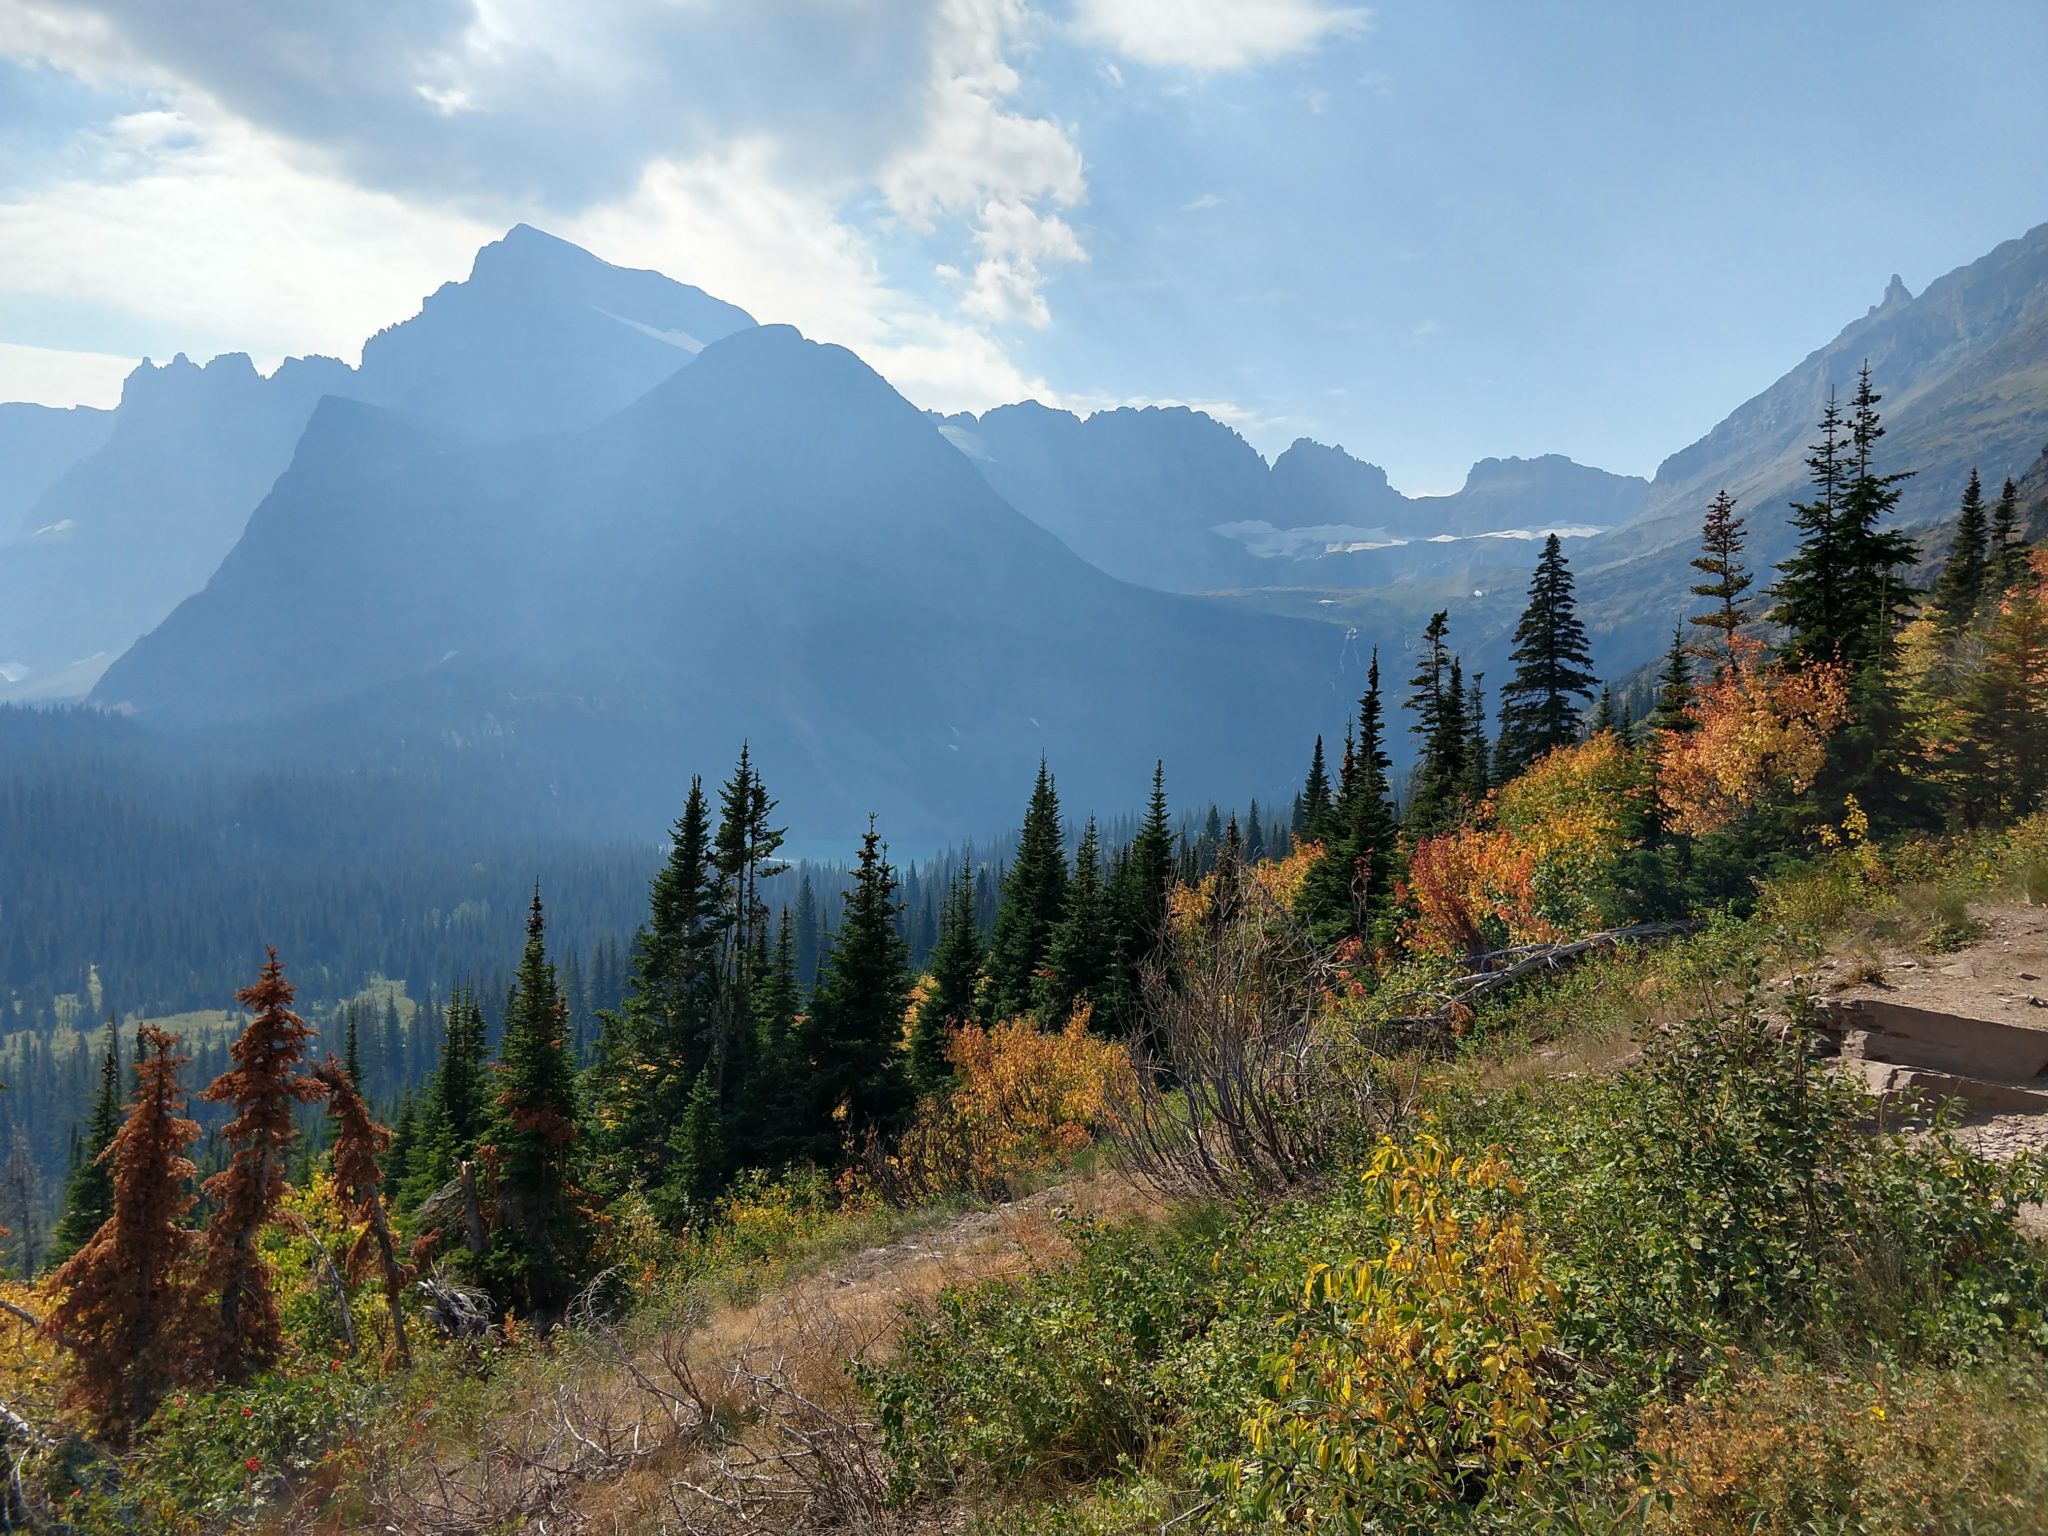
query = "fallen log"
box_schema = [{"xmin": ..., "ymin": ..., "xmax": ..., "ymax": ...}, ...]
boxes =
[{"xmin": 1386, "ymin": 921, "xmax": 1704, "ymax": 1029}]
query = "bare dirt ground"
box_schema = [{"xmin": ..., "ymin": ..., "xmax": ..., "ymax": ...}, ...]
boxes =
[{"xmin": 1831, "ymin": 902, "xmax": 2048, "ymax": 1032}]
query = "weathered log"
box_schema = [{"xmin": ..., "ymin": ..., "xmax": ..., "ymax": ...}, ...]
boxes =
[{"xmin": 1388, "ymin": 921, "xmax": 1704, "ymax": 1028}]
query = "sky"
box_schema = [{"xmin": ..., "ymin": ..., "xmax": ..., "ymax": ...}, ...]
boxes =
[{"xmin": 1, "ymin": 0, "xmax": 2044, "ymax": 494}]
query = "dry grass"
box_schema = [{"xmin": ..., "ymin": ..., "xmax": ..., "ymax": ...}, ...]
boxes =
[{"xmin": 328, "ymin": 1169, "xmax": 1161, "ymax": 1535}]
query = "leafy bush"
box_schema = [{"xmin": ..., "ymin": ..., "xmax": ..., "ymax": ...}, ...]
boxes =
[
  {"xmin": 1512, "ymin": 998, "xmax": 2048, "ymax": 1380},
  {"xmin": 874, "ymin": 1010, "xmax": 1134, "ymax": 1204},
  {"xmin": 1231, "ymin": 1136, "xmax": 1618, "ymax": 1533}
]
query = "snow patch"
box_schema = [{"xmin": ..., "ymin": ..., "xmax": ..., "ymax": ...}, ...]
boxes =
[{"xmin": 591, "ymin": 306, "xmax": 703, "ymax": 353}]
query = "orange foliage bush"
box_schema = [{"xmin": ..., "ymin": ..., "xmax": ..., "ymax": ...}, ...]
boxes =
[
  {"xmin": 1655, "ymin": 635, "xmax": 1849, "ymax": 836},
  {"xmin": 1403, "ymin": 734, "xmax": 1645, "ymax": 958},
  {"xmin": 875, "ymin": 1009, "xmax": 1135, "ymax": 1203}
]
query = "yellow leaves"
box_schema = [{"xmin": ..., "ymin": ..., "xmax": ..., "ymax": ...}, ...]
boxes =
[
  {"xmin": 881, "ymin": 1010, "xmax": 1135, "ymax": 1201},
  {"xmin": 1655, "ymin": 635, "xmax": 1850, "ymax": 836},
  {"xmin": 1403, "ymin": 735, "xmax": 1647, "ymax": 957},
  {"xmin": 1240, "ymin": 1136, "xmax": 1578, "ymax": 1524}
]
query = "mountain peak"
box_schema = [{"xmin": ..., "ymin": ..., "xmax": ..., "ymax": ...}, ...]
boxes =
[{"xmin": 1873, "ymin": 272, "xmax": 1913, "ymax": 313}]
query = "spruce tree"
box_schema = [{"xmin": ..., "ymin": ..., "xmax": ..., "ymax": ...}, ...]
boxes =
[
  {"xmin": 200, "ymin": 950, "xmax": 323, "ymax": 1385},
  {"xmin": 311, "ymin": 1057, "xmax": 410, "ymax": 1366},
  {"xmin": 801, "ymin": 819, "xmax": 913, "ymax": 1159},
  {"xmin": 1497, "ymin": 534, "xmax": 1598, "ymax": 775},
  {"xmin": 342, "ymin": 1005, "xmax": 363, "ymax": 1097},
  {"xmin": 986, "ymin": 762, "xmax": 1068, "ymax": 1019},
  {"xmin": 1461, "ymin": 670, "xmax": 1491, "ymax": 799},
  {"xmin": 1591, "ymin": 685, "xmax": 1618, "ymax": 736},
  {"xmin": 910, "ymin": 870, "xmax": 982, "ymax": 1093},
  {"xmin": 1990, "ymin": 476, "xmax": 2029, "ymax": 598},
  {"xmin": 46, "ymin": 1022, "xmax": 121, "ymax": 1268},
  {"xmin": 1772, "ymin": 367, "xmax": 1919, "ymax": 667},
  {"xmin": 1687, "ymin": 489, "xmax": 1752, "ymax": 673},
  {"xmin": 1041, "ymin": 817, "xmax": 1114, "ymax": 1025},
  {"xmin": 1299, "ymin": 651, "xmax": 1402, "ymax": 946},
  {"xmin": 1929, "ymin": 469, "xmax": 1991, "ymax": 632},
  {"xmin": 46, "ymin": 1025, "xmax": 201, "ymax": 1444},
  {"xmin": 711, "ymin": 744, "xmax": 786, "ymax": 1102},
  {"xmin": 1299, "ymin": 737, "xmax": 1334, "ymax": 833},
  {"xmin": 1950, "ymin": 574, "xmax": 2048, "ymax": 824},
  {"xmin": 1404, "ymin": 611, "xmax": 1466, "ymax": 832},
  {"xmin": 793, "ymin": 874, "xmax": 822, "ymax": 990},
  {"xmin": 479, "ymin": 890, "xmax": 589, "ymax": 1322},
  {"xmin": 1646, "ymin": 629, "xmax": 1695, "ymax": 735},
  {"xmin": 1106, "ymin": 762, "xmax": 1175, "ymax": 1030}
]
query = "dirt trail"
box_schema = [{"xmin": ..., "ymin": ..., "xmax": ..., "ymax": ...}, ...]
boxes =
[{"xmin": 1803, "ymin": 902, "xmax": 2048, "ymax": 1209}]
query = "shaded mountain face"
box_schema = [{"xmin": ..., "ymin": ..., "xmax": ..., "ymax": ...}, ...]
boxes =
[
  {"xmin": 0, "ymin": 401, "xmax": 112, "ymax": 543},
  {"xmin": 96, "ymin": 327, "xmax": 1355, "ymax": 846},
  {"xmin": 1568, "ymin": 222, "xmax": 2048, "ymax": 669},
  {"xmin": 0, "ymin": 225, "xmax": 755, "ymax": 700},
  {"xmin": 942, "ymin": 404, "xmax": 1647, "ymax": 592}
]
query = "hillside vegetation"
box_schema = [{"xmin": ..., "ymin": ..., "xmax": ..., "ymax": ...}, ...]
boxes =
[{"xmin": 4, "ymin": 375, "xmax": 2048, "ymax": 1533}]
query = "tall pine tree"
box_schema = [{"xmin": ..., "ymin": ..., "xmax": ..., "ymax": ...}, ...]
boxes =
[
  {"xmin": 46, "ymin": 1022, "xmax": 121, "ymax": 1268},
  {"xmin": 1497, "ymin": 534, "xmax": 1597, "ymax": 775},
  {"xmin": 1404, "ymin": 611, "xmax": 1467, "ymax": 832},
  {"xmin": 1929, "ymin": 468, "xmax": 1991, "ymax": 632},
  {"xmin": 479, "ymin": 890, "xmax": 589, "ymax": 1322},
  {"xmin": 1687, "ymin": 489, "xmax": 1752, "ymax": 674},
  {"xmin": 986, "ymin": 761, "xmax": 1068, "ymax": 1020},
  {"xmin": 801, "ymin": 819, "xmax": 913, "ymax": 1160},
  {"xmin": 1041, "ymin": 817, "xmax": 1114, "ymax": 1025},
  {"xmin": 910, "ymin": 870, "xmax": 983, "ymax": 1093}
]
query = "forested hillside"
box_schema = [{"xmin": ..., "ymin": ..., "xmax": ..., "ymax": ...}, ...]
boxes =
[{"xmin": 5, "ymin": 364, "xmax": 2048, "ymax": 1533}]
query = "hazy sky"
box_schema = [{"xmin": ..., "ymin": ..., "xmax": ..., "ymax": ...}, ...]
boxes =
[{"xmin": 2, "ymin": 0, "xmax": 2043, "ymax": 492}]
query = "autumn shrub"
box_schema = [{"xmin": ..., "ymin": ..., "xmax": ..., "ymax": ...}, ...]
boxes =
[
  {"xmin": 1653, "ymin": 634, "xmax": 1850, "ymax": 836},
  {"xmin": 1641, "ymin": 1357, "xmax": 2048, "ymax": 1536},
  {"xmin": 1228, "ymin": 1136, "xmax": 1617, "ymax": 1532},
  {"xmin": 875, "ymin": 1010, "xmax": 1134, "ymax": 1204},
  {"xmin": 1405, "ymin": 734, "xmax": 1648, "ymax": 959}
]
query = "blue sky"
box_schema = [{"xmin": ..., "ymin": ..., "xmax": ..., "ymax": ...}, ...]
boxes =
[{"xmin": 1, "ymin": 0, "xmax": 2043, "ymax": 492}]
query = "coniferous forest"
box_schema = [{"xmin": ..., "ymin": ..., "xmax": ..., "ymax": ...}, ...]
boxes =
[{"xmin": 5, "ymin": 355, "xmax": 2048, "ymax": 1532}]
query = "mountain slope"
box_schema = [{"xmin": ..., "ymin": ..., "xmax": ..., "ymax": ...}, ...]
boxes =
[
  {"xmin": 0, "ymin": 401, "xmax": 113, "ymax": 543},
  {"xmin": 97, "ymin": 326, "xmax": 1354, "ymax": 845},
  {"xmin": 0, "ymin": 226, "xmax": 756, "ymax": 700},
  {"xmin": 944, "ymin": 404, "xmax": 1648, "ymax": 592},
  {"xmin": 1568, "ymin": 222, "xmax": 2048, "ymax": 666}
]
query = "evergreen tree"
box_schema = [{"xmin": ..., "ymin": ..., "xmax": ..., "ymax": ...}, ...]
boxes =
[
  {"xmin": 1772, "ymin": 368, "xmax": 1919, "ymax": 667},
  {"xmin": 711, "ymin": 743, "xmax": 787, "ymax": 1103},
  {"xmin": 342, "ymin": 1005, "xmax": 363, "ymax": 1096},
  {"xmin": 1041, "ymin": 817, "xmax": 1114, "ymax": 1025},
  {"xmin": 311, "ymin": 1057, "xmax": 410, "ymax": 1366},
  {"xmin": 1298, "ymin": 650, "xmax": 1402, "ymax": 946},
  {"xmin": 1299, "ymin": 737, "xmax": 1334, "ymax": 833},
  {"xmin": 1646, "ymin": 629, "xmax": 1695, "ymax": 736},
  {"xmin": 1461, "ymin": 670, "xmax": 1491, "ymax": 799},
  {"xmin": 1106, "ymin": 762, "xmax": 1176, "ymax": 1029},
  {"xmin": 1591, "ymin": 685, "xmax": 1618, "ymax": 736},
  {"xmin": 909, "ymin": 870, "xmax": 982, "ymax": 1094},
  {"xmin": 46, "ymin": 1022, "xmax": 121, "ymax": 1268},
  {"xmin": 1404, "ymin": 611, "xmax": 1467, "ymax": 832},
  {"xmin": 1497, "ymin": 534, "xmax": 1598, "ymax": 775},
  {"xmin": 801, "ymin": 819, "xmax": 913, "ymax": 1159},
  {"xmin": 590, "ymin": 780, "xmax": 722, "ymax": 1193},
  {"xmin": 1929, "ymin": 468, "xmax": 1991, "ymax": 632},
  {"xmin": 199, "ymin": 950, "xmax": 323, "ymax": 1385},
  {"xmin": 793, "ymin": 874, "xmax": 822, "ymax": 990},
  {"xmin": 1950, "ymin": 573, "xmax": 2048, "ymax": 824},
  {"xmin": 479, "ymin": 890, "xmax": 589, "ymax": 1322},
  {"xmin": 1687, "ymin": 489, "xmax": 1752, "ymax": 673},
  {"xmin": 743, "ymin": 915, "xmax": 808, "ymax": 1169},
  {"xmin": 1244, "ymin": 800, "xmax": 1266, "ymax": 863},
  {"xmin": 1990, "ymin": 476, "xmax": 2029, "ymax": 597},
  {"xmin": 986, "ymin": 761, "xmax": 1068, "ymax": 1019},
  {"xmin": 46, "ymin": 1024, "xmax": 201, "ymax": 1444}
]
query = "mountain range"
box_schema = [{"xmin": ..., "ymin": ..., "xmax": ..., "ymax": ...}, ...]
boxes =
[
  {"xmin": 4, "ymin": 217, "xmax": 2046, "ymax": 840},
  {"xmin": 0, "ymin": 226, "xmax": 754, "ymax": 699}
]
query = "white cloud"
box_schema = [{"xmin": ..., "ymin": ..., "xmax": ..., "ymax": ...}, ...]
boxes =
[
  {"xmin": 0, "ymin": 340, "xmax": 135, "ymax": 407},
  {"xmin": 880, "ymin": 0, "xmax": 1087, "ymax": 329},
  {"xmin": 0, "ymin": 100, "xmax": 494, "ymax": 367},
  {"xmin": 569, "ymin": 141, "xmax": 1058, "ymax": 413},
  {"xmin": 1180, "ymin": 191, "xmax": 1224, "ymax": 212},
  {"xmin": 1071, "ymin": 0, "xmax": 1368, "ymax": 71}
]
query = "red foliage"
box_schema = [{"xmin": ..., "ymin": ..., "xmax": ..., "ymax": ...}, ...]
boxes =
[
  {"xmin": 199, "ymin": 950, "xmax": 326, "ymax": 1384},
  {"xmin": 45, "ymin": 1024, "xmax": 202, "ymax": 1443},
  {"xmin": 312, "ymin": 1056, "xmax": 413, "ymax": 1367}
]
